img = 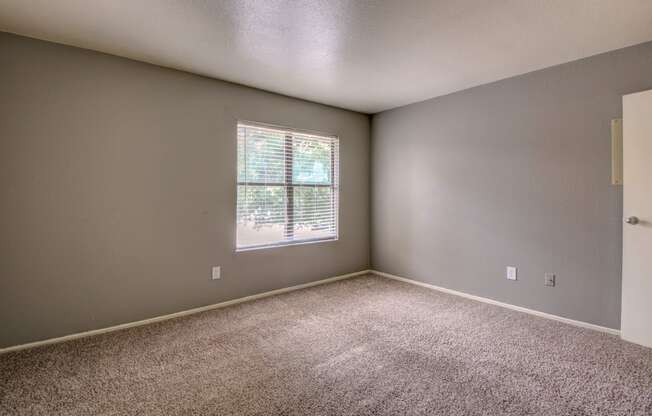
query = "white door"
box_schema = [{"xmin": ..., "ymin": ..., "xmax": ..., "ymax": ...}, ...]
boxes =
[{"xmin": 621, "ymin": 90, "xmax": 652, "ymax": 348}]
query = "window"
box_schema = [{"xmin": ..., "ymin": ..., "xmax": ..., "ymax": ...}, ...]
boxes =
[{"xmin": 236, "ymin": 122, "xmax": 339, "ymax": 250}]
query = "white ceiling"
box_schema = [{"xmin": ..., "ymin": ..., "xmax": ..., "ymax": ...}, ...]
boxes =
[{"xmin": 2, "ymin": 1, "xmax": 652, "ymax": 114}]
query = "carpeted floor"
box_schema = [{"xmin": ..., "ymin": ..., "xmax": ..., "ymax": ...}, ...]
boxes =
[{"xmin": 1, "ymin": 274, "xmax": 651, "ymax": 415}]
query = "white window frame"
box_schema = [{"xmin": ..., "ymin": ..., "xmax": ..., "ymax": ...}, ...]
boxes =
[{"xmin": 235, "ymin": 121, "xmax": 339, "ymax": 251}]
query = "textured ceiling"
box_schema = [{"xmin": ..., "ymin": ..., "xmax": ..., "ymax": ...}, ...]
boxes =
[{"xmin": 2, "ymin": 1, "xmax": 652, "ymax": 113}]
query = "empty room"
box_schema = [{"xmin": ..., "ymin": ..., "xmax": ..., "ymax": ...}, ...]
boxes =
[{"xmin": 1, "ymin": 1, "xmax": 652, "ymax": 415}]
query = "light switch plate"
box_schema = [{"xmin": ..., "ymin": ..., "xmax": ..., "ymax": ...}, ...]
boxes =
[
  {"xmin": 212, "ymin": 266, "xmax": 221, "ymax": 280},
  {"xmin": 506, "ymin": 266, "xmax": 517, "ymax": 281},
  {"xmin": 544, "ymin": 272, "xmax": 555, "ymax": 287}
]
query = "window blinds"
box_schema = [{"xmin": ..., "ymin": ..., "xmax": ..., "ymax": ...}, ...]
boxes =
[{"xmin": 236, "ymin": 122, "xmax": 339, "ymax": 250}]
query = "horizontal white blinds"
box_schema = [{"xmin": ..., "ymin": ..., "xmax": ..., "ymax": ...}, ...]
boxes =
[{"xmin": 237, "ymin": 122, "xmax": 339, "ymax": 249}]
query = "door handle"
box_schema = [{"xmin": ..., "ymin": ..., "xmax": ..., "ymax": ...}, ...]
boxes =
[{"xmin": 625, "ymin": 216, "xmax": 640, "ymax": 225}]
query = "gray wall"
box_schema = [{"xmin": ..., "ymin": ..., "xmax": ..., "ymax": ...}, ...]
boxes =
[
  {"xmin": 0, "ymin": 32, "xmax": 370, "ymax": 348},
  {"xmin": 372, "ymin": 41, "xmax": 652, "ymax": 330}
]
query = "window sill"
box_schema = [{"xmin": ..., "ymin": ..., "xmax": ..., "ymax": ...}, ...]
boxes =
[{"xmin": 235, "ymin": 237, "xmax": 338, "ymax": 252}]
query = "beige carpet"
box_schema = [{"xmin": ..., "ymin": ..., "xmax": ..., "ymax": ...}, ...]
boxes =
[{"xmin": 1, "ymin": 274, "xmax": 651, "ymax": 415}]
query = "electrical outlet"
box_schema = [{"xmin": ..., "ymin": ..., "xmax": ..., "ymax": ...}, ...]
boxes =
[
  {"xmin": 544, "ymin": 273, "xmax": 555, "ymax": 287},
  {"xmin": 506, "ymin": 266, "xmax": 517, "ymax": 281},
  {"xmin": 212, "ymin": 266, "xmax": 221, "ymax": 280}
]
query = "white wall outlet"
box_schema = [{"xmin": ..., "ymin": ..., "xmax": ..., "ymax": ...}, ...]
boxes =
[
  {"xmin": 212, "ymin": 266, "xmax": 221, "ymax": 280},
  {"xmin": 544, "ymin": 272, "xmax": 555, "ymax": 287},
  {"xmin": 506, "ymin": 266, "xmax": 517, "ymax": 281}
]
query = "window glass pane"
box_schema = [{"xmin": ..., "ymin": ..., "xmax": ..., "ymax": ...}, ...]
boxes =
[
  {"xmin": 239, "ymin": 127, "xmax": 286, "ymax": 184},
  {"xmin": 237, "ymin": 185, "xmax": 288, "ymax": 247},
  {"xmin": 293, "ymin": 186, "xmax": 336, "ymax": 240},
  {"xmin": 292, "ymin": 137, "xmax": 332, "ymax": 185}
]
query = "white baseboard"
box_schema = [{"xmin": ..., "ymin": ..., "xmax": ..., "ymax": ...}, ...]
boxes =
[
  {"xmin": 371, "ymin": 270, "xmax": 621, "ymax": 336},
  {"xmin": 1, "ymin": 268, "xmax": 620, "ymax": 354},
  {"xmin": 0, "ymin": 269, "xmax": 371, "ymax": 355}
]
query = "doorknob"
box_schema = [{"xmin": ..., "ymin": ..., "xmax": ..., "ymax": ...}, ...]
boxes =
[{"xmin": 625, "ymin": 216, "xmax": 640, "ymax": 225}]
